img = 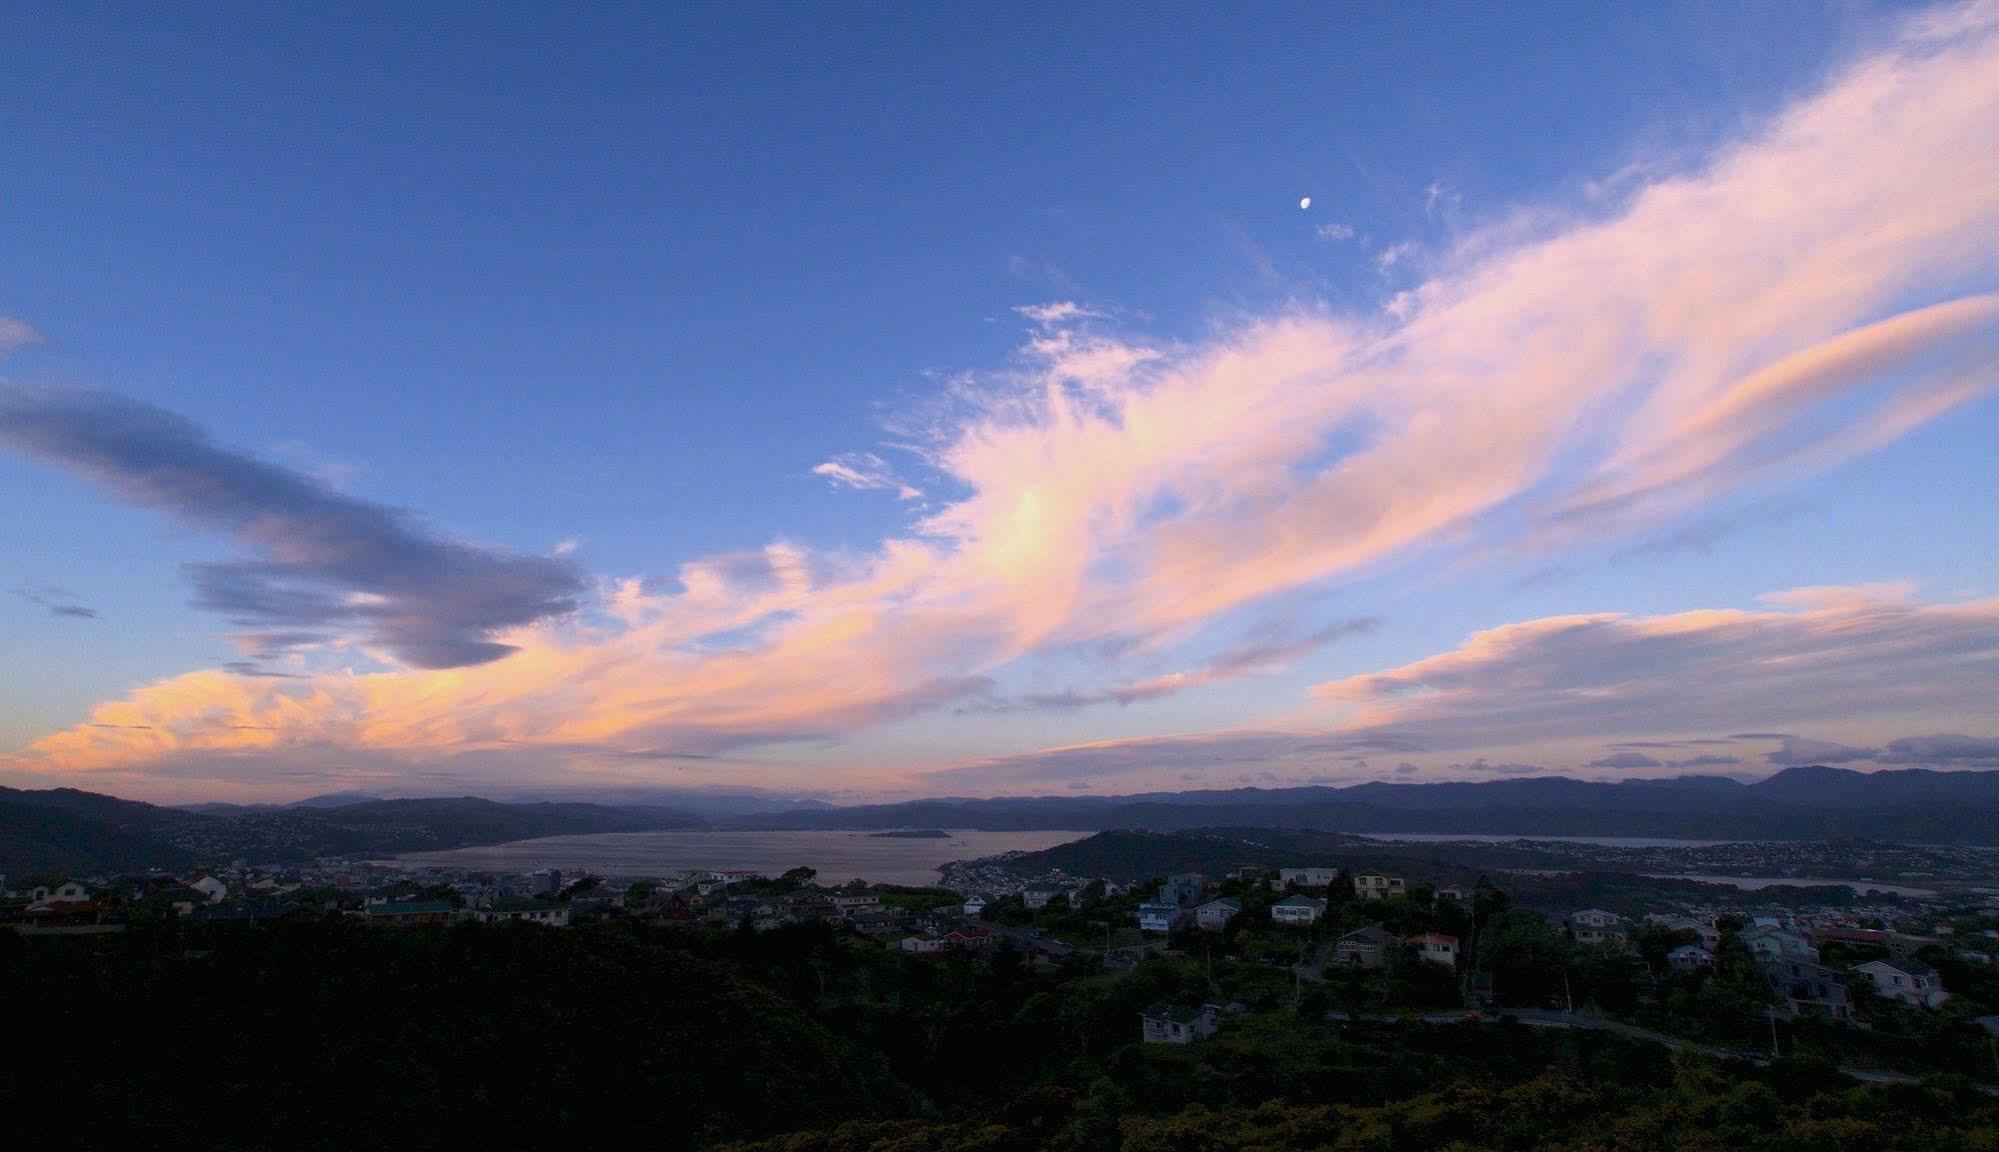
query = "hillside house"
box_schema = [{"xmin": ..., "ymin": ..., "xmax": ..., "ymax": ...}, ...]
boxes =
[
  {"xmin": 782, "ymin": 893, "xmax": 839, "ymax": 920},
  {"xmin": 1140, "ymin": 1003, "xmax": 1219, "ymax": 1045},
  {"xmin": 1762, "ymin": 958, "xmax": 1851, "ymax": 1021},
  {"xmin": 1352, "ymin": 873, "xmax": 1405, "ymax": 901},
  {"xmin": 1853, "ymin": 959, "xmax": 1949, "ymax": 1009},
  {"xmin": 850, "ymin": 913, "xmax": 901, "ymax": 936},
  {"xmin": 1194, "ymin": 898, "xmax": 1241, "ymax": 930},
  {"xmin": 1649, "ymin": 914, "xmax": 1722, "ymax": 950},
  {"xmin": 1159, "ymin": 874, "xmax": 1207, "ymax": 907},
  {"xmin": 363, "ymin": 900, "xmax": 456, "ymax": 926},
  {"xmin": 1570, "ymin": 909, "xmax": 1628, "ymax": 945},
  {"xmin": 1668, "ymin": 944, "xmax": 1715, "ymax": 971},
  {"xmin": 1742, "ymin": 926, "xmax": 1820, "ymax": 963},
  {"xmin": 1021, "ymin": 888, "xmax": 1065, "ymax": 910},
  {"xmin": 1333, "ymin": 925, "xmax": 1393, "ymax": 968},
  {"xmin": 1276, "ymin": 867, "xmax": 1340, "ymax": 890},
  {"xmin": 1409, "ymin": 932, "xmax": 1460, "ymax": 967},
  {"xmin": 474, "ymin": 901, "xmax": 571, "ymax": 927},
  {"xmin": 830, "ymin": 892, "xmax": 884, "ymax": 917},
  {"xmin": 1137, "ymin": 902, "xmax": 1188, "ymax": 933},
  {"xmin": 946, "ymin": 924, "xmax": 999, "ymax": 951},
  {"xmin": 1270, "ymin": 894, "xmax": 1327, "ymax": 926},
  {"xmin": 962, "ymin": 895, "xmax": 988, "ymax": 918}
]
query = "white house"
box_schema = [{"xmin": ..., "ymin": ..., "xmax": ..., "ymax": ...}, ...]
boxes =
[
  {"xmin": 1409, "ymin": 932, "xmax": 1459, "ymax": 967},
  {"xmin": 48, "ymin": 880, "xmax": 92, "ymax": 904},
  {"xmin": 1853, "ymin": 959, "xmax": 1949, "ymax": 1009},
  {"xmin": 1434, "ymin": 886, "xmax": 1471, "ymax": 904},
  {"xmin": 1275, "ymin": 867, "xmax": 1340, "ymax": 891},
  {"xmin": 1021, "ymin": 888, "xmax": 1065, "ymax": 910},
  {"xmin": 1137, "ymin": 902, "xmax": 1187, "ymax": 933},
  {"xmin": 189, "ymin": 876, "xmax": 228, "ymax": 904},
  {"xmin": 1270, "ymin": 894, "xmax": 1327, "ymax": 926},
  {"xmin": 899, "ymin": 934, "xmax": 950, "ymax": 954},
  {"xmin": 1352, "ymin": 873, "xmax": 1405, "ymax": 901},
  {"xmin": 1140, "ymin": 1004, "xmax": 1219, "ymax": 1045},
  {"xmin": 1194, "ymin": 898, "xmax": 1241, "ymax": 930},
  {"xmin": 830, "ymin": 893, "xmax": 884, "ymax": 917},
  {"xmin": 1741, "ymin": 925, "xmax": 1819, "ymax": 963},
  {"xmin": 962, "ymin": 895, "xmax": 989, "ymax": 918}
]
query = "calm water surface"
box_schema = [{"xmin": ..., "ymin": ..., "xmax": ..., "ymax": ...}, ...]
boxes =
[
  {"xmin": 392, "ymin": 828, "xmax": 1088, "ymax": 886},
  {"xmin": 1354, "ymin": 833, "xmax": 1736, "ymax": 848},
  {"xmin": 1642, "ymin": 873, "xmax": 1939, "ymax": 898}
]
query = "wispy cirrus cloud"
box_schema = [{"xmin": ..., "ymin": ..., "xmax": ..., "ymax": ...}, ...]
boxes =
[
  {"xmin": 0, "ymin": 387, "xmax": 584, "ymax": 668},
  {"xmin": 979, "ymin": 618, "xmax": 1376, "ymax": 713},
  {"xmin": 811, "ymin": 452, "xmax": 924, "ymax": 501},
  {"xmin": 12, "ymin": 584, "xmax": 100, "ymax": 620},
  {"xmin": 931, "ymin": 584, "xmax": 1999, "ymax": 791},
  {"xmin": 1765, "ymin": 736, "xmax": 1880, "ymax": 766},
  {"xmin": 1312, "ymin": 586, "xmax": 1999, "ymax": 755},
  {"xmin": 7, "ymin": 3, "xmax": 1999, "ymax": 795},
  {"xmin": 1878, "ymin": 733, "xmax": 1999, "ymax": 766},
  {"xmin": 0, "ymin": 318, "xmax": 40, "ymax": 356}
]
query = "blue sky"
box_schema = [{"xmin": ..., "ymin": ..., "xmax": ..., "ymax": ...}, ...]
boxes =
[{"xmin": 3, "ymin": 1, "xmax": 1997, "ymax": 801}]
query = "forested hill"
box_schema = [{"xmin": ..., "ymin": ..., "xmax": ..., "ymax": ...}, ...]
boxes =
[
  {"xmin": 732, "ymin": 766, "xmax": 1999, "ymax": 844},
  {"xmin": 0, "ymin": 787, "xmax": 699, "ymax": 874}
]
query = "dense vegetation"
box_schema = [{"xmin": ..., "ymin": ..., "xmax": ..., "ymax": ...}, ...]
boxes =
[{"xmin": 7, "ymin": 916, "xmax": 1996, "ymax": 1151}]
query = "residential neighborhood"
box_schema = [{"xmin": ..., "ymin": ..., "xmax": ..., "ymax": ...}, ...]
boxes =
[{"xmin": 6, "ymin": 844, "xmax": 1997, "ymax": 1094}]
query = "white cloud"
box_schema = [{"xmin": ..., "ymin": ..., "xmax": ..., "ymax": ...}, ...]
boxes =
[
  {"xmin": 0, "ymin": 317, "xmax": 41, "ymax": 356},
  {"xmin": 1374, "ymin": 240, "xmax": 1417, "ymax": 274},
  {"xmin": 810, "ymin": 452, "xmax": 924, "ymax": 501}
]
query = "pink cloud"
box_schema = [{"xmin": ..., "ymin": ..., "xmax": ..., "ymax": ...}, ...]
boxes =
[
  {"xmin": 9, "ymin": 4, "xmax": 1999, "ymax": 794},
  {"xmin": 924, "ymin": 584, "xmax": 1999, "ymax": 792}
]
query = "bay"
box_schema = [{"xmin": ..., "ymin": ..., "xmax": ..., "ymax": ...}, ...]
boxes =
[{"xmin": 390, "ymin": 828, "xmax": 1088, "ymax": 887}]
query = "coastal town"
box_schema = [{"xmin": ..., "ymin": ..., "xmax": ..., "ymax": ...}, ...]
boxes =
[{"xmin": 10, "ymin": 841, "xmax": 1999, "ymax": 1079}]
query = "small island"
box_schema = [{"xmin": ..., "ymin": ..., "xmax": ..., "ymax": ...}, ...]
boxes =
[{"xmin": 867, "ymin": 828, "xmax": 953, "ymax": 839}]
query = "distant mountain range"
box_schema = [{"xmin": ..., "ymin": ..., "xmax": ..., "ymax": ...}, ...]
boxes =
[
  {"xmin": 9, "ymin": 765, "xmax": 1999, "ymax": 876},
  {"xmin": 728, "ymin": 766, "xmax": 1999, "ymax": 845},
  {"xmin": 0, "ymin": 788, "xmax": 699, "ymax": 876}
]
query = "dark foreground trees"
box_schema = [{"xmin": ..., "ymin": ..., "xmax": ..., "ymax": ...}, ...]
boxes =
[{"xmin": 6, "ymin": 919, "xmax": 1996, "ymax": 1151}]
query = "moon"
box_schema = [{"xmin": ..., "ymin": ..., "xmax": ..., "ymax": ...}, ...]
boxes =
[{"xmin": 1299, "ymin": 196, "xmax": 1312, "ymax": 210}]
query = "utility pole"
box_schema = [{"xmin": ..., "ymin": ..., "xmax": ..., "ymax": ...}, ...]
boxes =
[
  {"xmin": 1563, "ymin": 971, "xmax": 1574, "ymax": 1016},
  {"xmin": 1769, "ymin": 1009, "xmax": 1781, "ymax": 1059}
]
